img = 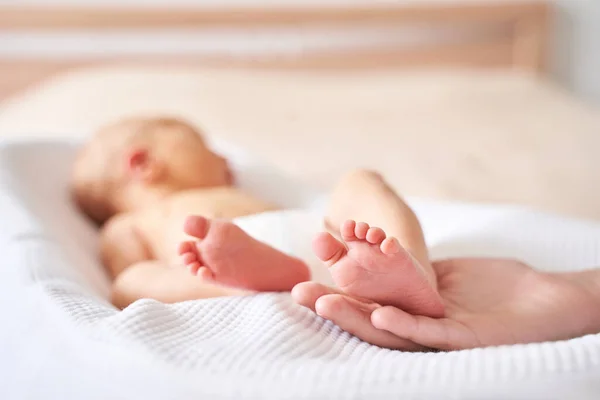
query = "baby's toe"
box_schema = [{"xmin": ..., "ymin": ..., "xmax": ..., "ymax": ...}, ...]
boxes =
[
  {"xmin": 183, "ymin": 215, "xmax": 210, "ymax": 239},
  {"xmin": 181, "ymin": 252, "xmax": 197, "ymax": 265},
  {"xmin": 354, "ymin": 222, "xmax": 370, "ymax": 240},
  {"xmin": 340, "ymin": 220, "xmax": 357, "ymax": 241},
  {"xmin": 313, "ymin": 232, "xmax": 347, "ymax": 265},
  {"xmin": 366, "ymin": 227, "xmax": 386, "ymax": 244},
  {"xmin": 196, "ymin": 266, "xmax": 215, "ymax": 280},
  {"xmin": 177, "ymin": 240, "xmax": 195, "ymax": 255},
  {"xmin": 188, "ymin": 261, "xmax": 202, "ymax": 275},
  {"xmin": 380, "ymin": 237, "xmax": 401, "ymax": 255}
]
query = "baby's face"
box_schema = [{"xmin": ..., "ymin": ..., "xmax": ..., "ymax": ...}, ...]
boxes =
[
  {"xmin": 152, "ymin": 128, "xmax": 233, "ymax": 191},
  {"xmin": 72, "ymin": 118, "xmax": 233, "ymax": 224}
]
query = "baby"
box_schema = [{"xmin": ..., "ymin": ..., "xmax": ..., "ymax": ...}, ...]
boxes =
[{"xmin": 72, "ymin": 117, "xmax": 444, "ymax": 317}]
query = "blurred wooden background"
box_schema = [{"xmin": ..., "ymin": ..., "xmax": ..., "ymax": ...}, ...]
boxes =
[{"xmin": 0, "ymin": 1, "xmax": 550, "ymax": 101}]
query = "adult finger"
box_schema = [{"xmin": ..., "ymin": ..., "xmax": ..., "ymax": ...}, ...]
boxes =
[
  {"xmin": 315, "ymin": 294, "xmax": 427, "ymax": 351},
  {"xmin": 291, "ymin": 282, "xmax": 340, "ymax": 312},
  {"xmin": 371, "ymin": 306, "xmax": 481, "ymax": 351},
  {"xmin": 291, "ymin": 282, "xmax": 377, "ymax": 312}
]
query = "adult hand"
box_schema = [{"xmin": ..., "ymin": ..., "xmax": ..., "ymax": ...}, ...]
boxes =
[
  {"xmin": 293, "ymin": 258, "xmax": 600, "ymax": 351},
  {"xmin": 292, "ymin": 281, "xmax": 427, "ymax": 351}
]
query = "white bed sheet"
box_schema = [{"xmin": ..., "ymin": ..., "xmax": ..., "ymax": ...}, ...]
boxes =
[{"xmin": 1, "ymin": 139, "xmax": 600, "ymax": 400}]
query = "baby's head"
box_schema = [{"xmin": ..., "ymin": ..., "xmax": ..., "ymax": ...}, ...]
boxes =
[{"xmin": 72, "ymin": 117, "xmax": 232, "ymax": 225}]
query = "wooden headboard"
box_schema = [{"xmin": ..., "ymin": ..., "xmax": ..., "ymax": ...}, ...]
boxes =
[{"xmin": 0, "ymin": 1, "xmax": 551, "ymax": 99}]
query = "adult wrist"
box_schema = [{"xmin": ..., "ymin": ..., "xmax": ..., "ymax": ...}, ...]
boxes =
[{"xmin": 566, "ymin": 268, "xmax": 600, "ymax": 330}]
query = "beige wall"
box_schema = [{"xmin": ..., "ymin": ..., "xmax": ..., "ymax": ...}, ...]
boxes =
[{"xmin": 1, "ymin": 0, "xmax": 599, "ymax": 102}]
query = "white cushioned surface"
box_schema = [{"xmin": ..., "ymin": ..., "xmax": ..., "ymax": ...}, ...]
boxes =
[{"xmin": 1, "ymin": 139, "xmax": 600, "ymax": 400}]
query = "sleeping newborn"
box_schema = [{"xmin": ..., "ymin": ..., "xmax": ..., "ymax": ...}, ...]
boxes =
[{"xmin": 71, "ymin": 117, "xmax": 444, "ymax": 319}]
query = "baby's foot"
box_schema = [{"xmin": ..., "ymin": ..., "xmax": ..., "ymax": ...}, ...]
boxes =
[
  {"xmin": 313, "ymin": 220, "xmax": 444, "ymax": 318},
  {"xmin": 178, "ymin": 215, "xmax": 310, "ymax": 291}
]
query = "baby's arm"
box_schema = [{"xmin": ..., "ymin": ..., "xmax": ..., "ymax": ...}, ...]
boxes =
[
  {"xmin": 111, "ymin": 261, "xmax": 250, "ymax": 308},
  {"xmin": 100, "ymin": 213, "xmax": 152, "ymax": 279}
]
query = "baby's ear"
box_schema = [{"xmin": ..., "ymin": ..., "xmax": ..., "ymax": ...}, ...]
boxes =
[{"xmin": 125, "ymin": 148, "xmax": 162, "ymax": 183}]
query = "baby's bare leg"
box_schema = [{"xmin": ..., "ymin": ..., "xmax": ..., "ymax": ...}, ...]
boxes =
[
  {"xmin": 112, "ymin": 261, "xmax": 250, "ymax": 309},
  {"xmin": 301, "ymin": 169, "xmax": 444, "ymax": 317},
  {"xmin": 326, "ymin": 170, "xmax": 431, "ymax": 274}
]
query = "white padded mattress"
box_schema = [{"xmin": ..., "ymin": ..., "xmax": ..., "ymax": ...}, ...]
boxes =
[{"xmin": 1, "ymin": 139, "xmax": 600, "ymax": 400}]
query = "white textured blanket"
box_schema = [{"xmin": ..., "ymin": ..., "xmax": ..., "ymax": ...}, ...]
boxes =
[{"xmin": 1, "ymin": 140, "xmax": 600, "ymax": 400}]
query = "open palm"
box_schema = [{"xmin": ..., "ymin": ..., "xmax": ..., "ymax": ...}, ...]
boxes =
[
  {"xmin": 294, "ymin": 258, "xmax": 600, "ymax": 351},
  {"xmin": 371, "ymin": 258, "xmax": 600, "ymax": 350}
]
